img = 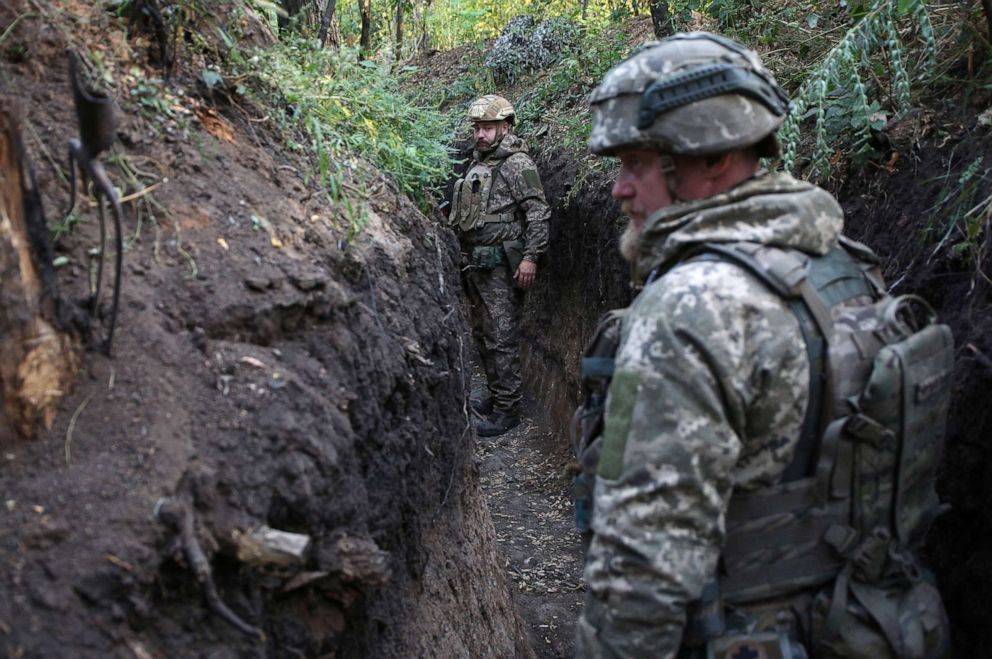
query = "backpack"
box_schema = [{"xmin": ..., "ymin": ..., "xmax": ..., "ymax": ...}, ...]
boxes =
[{"xmin": 571, "ymin": 237, "xmax": 953, "ymax": 658}]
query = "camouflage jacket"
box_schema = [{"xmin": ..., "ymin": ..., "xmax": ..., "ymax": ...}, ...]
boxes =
[
  {"xmin": 452, "ymin": 134, "xmax": 550, "ymax": 262},
  {"xmin": 576, "ymin": 172, "xmax": 845, "ymax": 658}
]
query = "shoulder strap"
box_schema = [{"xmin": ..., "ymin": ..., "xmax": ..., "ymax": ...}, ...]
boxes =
[
  {"xmin": 685, "ymin": 242, "xmax": 828, "ymax": 481},
  {"xmin": 486, "ymin": 155, "xmax": 512, "ymax": 208},
  {"xmin": 684, "ymin": 241, "xmax": 879, "ymax": 481}
]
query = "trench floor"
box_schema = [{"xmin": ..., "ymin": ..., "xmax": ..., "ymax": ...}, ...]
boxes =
[{"xmin": 476, "ymin": 410, "xmax": 587, "ymax": 658}]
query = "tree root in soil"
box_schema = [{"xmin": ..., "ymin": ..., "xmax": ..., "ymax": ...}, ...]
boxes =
[{"xmin": 154, "ymin": 497, "xmax": 266, "ymax": 641}]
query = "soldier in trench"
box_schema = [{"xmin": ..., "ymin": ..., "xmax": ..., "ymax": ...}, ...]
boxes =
[
  {"xmin": 573, "ymin": 32, "xmax": 951, "ymax": 658},
  {"xmin": 446, "ymin": 95, "xmax": 550, "ymax": 437}
]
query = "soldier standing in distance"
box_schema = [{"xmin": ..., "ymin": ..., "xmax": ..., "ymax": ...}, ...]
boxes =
[
  {"xmin": 575, "ymin": 33, "xmax": 950, "ymax": 658},
  {"xmin": 447, "ymin": 95, "xmax": 550, "ymax": 437}
]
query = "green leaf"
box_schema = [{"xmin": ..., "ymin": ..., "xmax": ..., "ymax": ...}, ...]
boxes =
[
  {"xmin": 806, "ymin": 13, "xmax": 820, "ymax": 28},
  {"xmin": 896, "ymin": 0, "xmax": 915, "ymax": 15}
]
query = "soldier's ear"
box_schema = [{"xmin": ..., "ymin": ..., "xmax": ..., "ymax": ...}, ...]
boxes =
[{"xmin": 703, "ymin": 152, "xmax": 733, "ymax": 174}]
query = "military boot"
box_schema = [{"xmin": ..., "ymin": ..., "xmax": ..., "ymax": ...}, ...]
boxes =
[
  {"xmin": 470, "ymin": 393, "xmax": 494, "ymax": 416},
  {"xmin": 476, "ymin": 412, "xmax": 520, "ymax": 437}
]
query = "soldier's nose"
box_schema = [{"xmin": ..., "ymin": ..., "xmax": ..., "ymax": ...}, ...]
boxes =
[{"xmin": 611, "ymin": 177, "xmax": 633, "ymax": 201}]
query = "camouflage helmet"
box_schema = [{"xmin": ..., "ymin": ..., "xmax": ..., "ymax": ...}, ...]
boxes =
[
  {"xmin": 468, "ymin": 95, "xmax": 516, "ymax": 124},
  {"xmin": 589, "ymin": 32, "xmax": 789, "ymax": 157}
]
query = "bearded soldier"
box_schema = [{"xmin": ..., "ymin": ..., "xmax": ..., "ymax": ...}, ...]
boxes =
[
  {"xmin": 448, "ymin": 95, "xmax": 550, "ymax": 437},
  {"xmin": 574, "ymin": 33, "xmax": 951, "ymax": 659}
]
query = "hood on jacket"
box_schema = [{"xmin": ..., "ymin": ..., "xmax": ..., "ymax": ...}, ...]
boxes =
[
  {"xmin": 634, "ymin": 171, "xmax": 844, "ymax": 282},
  {"xmin": 474, "ymin": 133, "xmax": 530, "ymax": 162}
]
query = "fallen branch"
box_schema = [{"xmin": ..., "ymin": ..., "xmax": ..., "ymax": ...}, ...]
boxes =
[
  {"xmin": 155, "ymin": 498, "xmax": 265, "ymax": 641},
  {"xmin": 118, "ymin": 180, "xmax": 163, "ymax": 204}
]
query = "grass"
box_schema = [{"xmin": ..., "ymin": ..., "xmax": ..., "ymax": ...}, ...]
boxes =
[{"xmin": 249, "ymin": 37, "xmax": 456, "ymax": 224}]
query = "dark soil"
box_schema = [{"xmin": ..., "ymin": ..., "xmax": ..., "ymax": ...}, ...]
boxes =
[{"xmin": 477, "ymin": 408, "xmax": 586, "ymax": 658}]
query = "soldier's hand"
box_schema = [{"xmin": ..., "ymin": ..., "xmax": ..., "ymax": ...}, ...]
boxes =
[{"xmin": 515, "ymin": 259, "xmax": 537, "ymax": 290}]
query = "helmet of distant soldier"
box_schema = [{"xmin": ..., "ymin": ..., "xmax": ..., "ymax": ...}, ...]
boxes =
[
  {"xmin": 588, "ymin": 32, "xmax": 789, "ymax": 157},
  {"xmin": 468, "ymin": 95, "xmax": 516, "ymax": 125}
]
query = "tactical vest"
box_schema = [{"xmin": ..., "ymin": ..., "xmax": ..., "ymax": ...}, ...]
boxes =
[
  {"xmin": 450, "ymin": 157, "xmax": 520, "ymax": 233},
  {"xmin": 572, "ymin": 238, "xmax": 953, "ymax": 659}
]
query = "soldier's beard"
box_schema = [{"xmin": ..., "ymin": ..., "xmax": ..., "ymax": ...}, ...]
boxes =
[
  {"xmin": 619, "ymin": 219, "xmax": 642, "ymax": 263},
  {"xmin": 619, "ymin": 201, "xmax": 645, "ymax": 263}
]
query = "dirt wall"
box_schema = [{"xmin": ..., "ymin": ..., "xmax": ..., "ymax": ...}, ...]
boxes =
[
  {"xmin": 518, "ymin": 152, "xmax": 631, "ymax": 441},
  {"xmin": 0, "ymin": 4, "xmax": 532, "ymax": 657}
]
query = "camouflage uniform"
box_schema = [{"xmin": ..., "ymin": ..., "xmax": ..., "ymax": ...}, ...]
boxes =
[
  {"xmin": 452, "ymin": 133, "xmax": 550, "ymax": 415},
  {"xmin": 575, "ymin": 172, "xmax": 845, "ymax": 658}
]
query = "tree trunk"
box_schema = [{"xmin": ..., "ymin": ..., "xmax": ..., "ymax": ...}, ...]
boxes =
[
  {"xmin": 318, "ymin": 0, "xmax": 338, "ymax": 47},
  {"xmin": 394, "ymin": 0, "xmax": 404, "ymax": 61},
  {"xmin": 417, "ymin": 0, "xmax": 432, "ymax": 53},
  {"xmin": 359, "ymin": 0, "xmax": 372, "ymax": 57},
  {"xmin": 0, "ymin": 102, "xmax": 80, "ymax": 445},
  {"xmin": 649, "ymin": 0, "xmax": 673, "ymax": 37}
]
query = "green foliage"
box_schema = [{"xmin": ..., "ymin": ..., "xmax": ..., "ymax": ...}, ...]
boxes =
[
  {"xmin": 422, "ymin": 0, "xmax": 619, "ymax": 50},
  {"xmin": 925, "ymin": 155, "xmax": 992, "ymax": 283},
  {"xmin": 779, "ymin": 0, "xmax": 937, "ymax": 179},
  {"xmin": 250, "ymin": 37, "xmax": 455, "ymax": 220}
]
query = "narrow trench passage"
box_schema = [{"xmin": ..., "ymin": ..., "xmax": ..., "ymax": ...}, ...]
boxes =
[{"xmin": 473, "ymin": 372, "xmax": 587, "ymax": 658}]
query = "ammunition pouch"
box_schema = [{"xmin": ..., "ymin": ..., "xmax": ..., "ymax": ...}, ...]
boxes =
[
  {"xmin": 810, "ymin": 531, "xmax": 950, "ymax": 659},
  {"xmin": 466, "ymin": 245, "xmax": 507, "ymax": 271}
]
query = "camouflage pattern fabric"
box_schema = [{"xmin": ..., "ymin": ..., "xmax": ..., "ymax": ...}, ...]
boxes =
[
  {"xmin": 485, "ymin": 15, "xmax": 579, "ymax": 83},
  {"xmin": 451, "ymin": 132, "xmax": 549, "ymax": 415},
  {"xmin": 576, "ymin": 172, "xmax": 845, "ymax": 658},
  {"xmin": 463, "ymin": 264, "xmax": 523, "ymax": 415},
  {"xmin": 588, "ymin": 34, "xmax": 786, "ymax": 157}
]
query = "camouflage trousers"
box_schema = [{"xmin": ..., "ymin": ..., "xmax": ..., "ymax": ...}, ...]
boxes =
[{"xmin": 463, "ymin": 264, "xmax": 522, "ymax": 416}]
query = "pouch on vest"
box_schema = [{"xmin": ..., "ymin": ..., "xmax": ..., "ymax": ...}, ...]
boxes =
[
  {"xmin": 570, "ymin": 309, "xmax": 625, "ymax": 535},
  {"xmin": 468, "ymin": 245, "xmax": 506, "ymax": 270},
  {"xmin": 453, "ymin": 169, "xmax": 487, "ymax": 232},
  {"xmin": 806, "ymin": 295, "xmax": 953, "ymax": 659}
]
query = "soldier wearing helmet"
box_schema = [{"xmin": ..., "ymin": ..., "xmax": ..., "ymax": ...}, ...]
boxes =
[
  {"xmin": 447, "ymin": 95, "xmax": 550, "ymax": 437},
  {"xmin": 576, "ymin": 33, "xmax": 856, "ymax": 657}
]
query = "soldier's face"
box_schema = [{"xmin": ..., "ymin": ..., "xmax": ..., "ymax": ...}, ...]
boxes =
[
  {"xmin": 474, "ymin": 120, "xmax": 508, "ymax": 150},
  {"xmin": 612, "ymin": 149, "xmax": 674, "ymax": 230}
]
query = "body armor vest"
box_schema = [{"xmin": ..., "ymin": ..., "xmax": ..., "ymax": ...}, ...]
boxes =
[
  {"xmin": 450, "ymin": 157, "xmax": 517, "ymax": 233},
  {"xmin": 572, "ymin": 238, "xmax": 953, "ymax": 658}
]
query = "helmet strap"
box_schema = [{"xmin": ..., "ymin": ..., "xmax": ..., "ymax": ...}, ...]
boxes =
[{"xmin": 659, "ymin": 154, "xmax": 683, "ymax": 203}]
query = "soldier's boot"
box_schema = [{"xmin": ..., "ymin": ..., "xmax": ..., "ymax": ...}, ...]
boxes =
[
  {"xmin": 470, "ymin": 393, "xmax": 494, "ymax": 416},
  {"xmin": 476, "ymin": 412, "xmax": 520, "ymax": 437}
]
